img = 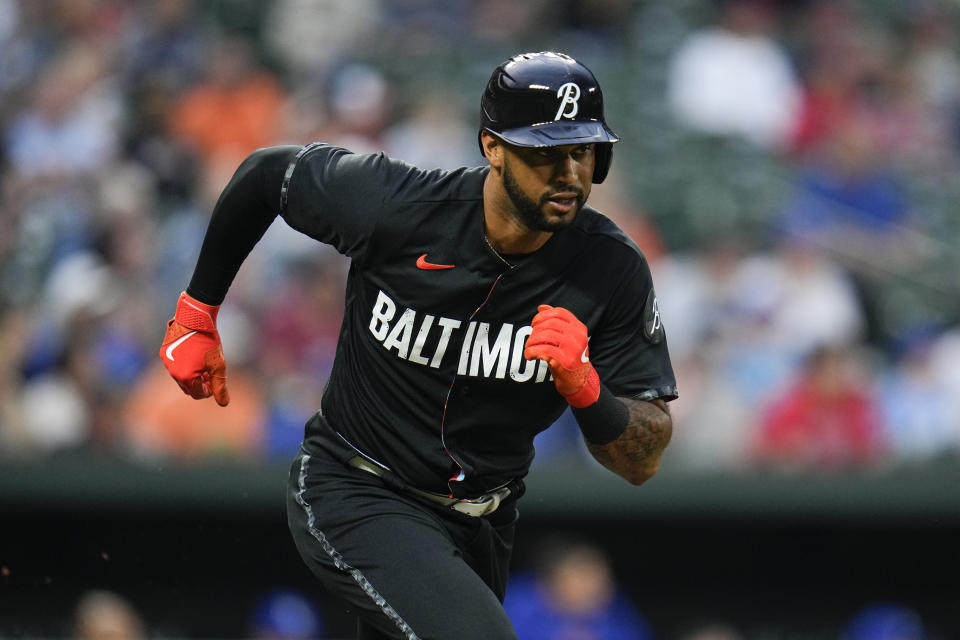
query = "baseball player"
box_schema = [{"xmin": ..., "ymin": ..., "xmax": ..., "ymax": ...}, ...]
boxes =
[{"xmin": 159, "ymin": 51, "xmax": 677, "ymax": 639}]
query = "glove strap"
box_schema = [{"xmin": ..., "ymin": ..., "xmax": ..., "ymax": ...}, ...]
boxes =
[
  {"xmin": 563, "ymin": 365, "xmax": 601, "ymax": 409},
  {"xmin": 174, "ymin": 291, "xmax": 219, "ymax": 332}
]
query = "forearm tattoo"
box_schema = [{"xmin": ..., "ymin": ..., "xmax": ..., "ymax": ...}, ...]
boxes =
[{"xmin": 586, "ymin": 397, "xmax": 672, "ymax": 482}]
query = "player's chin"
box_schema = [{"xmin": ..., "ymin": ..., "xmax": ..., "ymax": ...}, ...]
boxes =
[{"xmin": 539, "ymin": 201, "xmax": 581, "ymax": 230}]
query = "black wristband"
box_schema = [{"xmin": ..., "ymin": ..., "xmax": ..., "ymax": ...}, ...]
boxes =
[{"xmin": 571, "ymin": 384, "xmax": 629, "ymax": 445}]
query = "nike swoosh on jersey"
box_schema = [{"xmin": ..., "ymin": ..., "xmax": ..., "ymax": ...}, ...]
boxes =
[
  {"xmin": 416, "ymin": 254, "xmax": 455, "ymax": 270},
  {"xmin": 165, "ymin": 330, "xmax": 197, "ymax": 361}
]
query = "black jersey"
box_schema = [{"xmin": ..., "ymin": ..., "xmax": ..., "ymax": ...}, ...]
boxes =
[{"xmin": 281, "ymin": 143, "xmax": 677, "ymax": 497}]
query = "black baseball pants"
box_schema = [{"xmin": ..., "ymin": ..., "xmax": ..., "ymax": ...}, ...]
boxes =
[{"xmin": 286, "ymin": 444, "xmax": 520, "ymax": 639}]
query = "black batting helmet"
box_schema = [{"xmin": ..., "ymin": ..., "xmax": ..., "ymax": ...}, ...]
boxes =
[{"xmin": 480, "ymin": 51, "xmax": 619, "ymax": 183}]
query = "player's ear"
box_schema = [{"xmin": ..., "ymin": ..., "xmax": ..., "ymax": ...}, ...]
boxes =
[{"xmin": 480, "ymin": 131, "xmax": 504, "ymax": 171}]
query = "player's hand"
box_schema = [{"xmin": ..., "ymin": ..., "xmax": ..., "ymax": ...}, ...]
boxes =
[
  {"xmin": 524, "ymin": 305, "xmax": 600, "ymax": 408},
  {"xmin": 158, "ymin": 291, "xmax": 230, "ymax": 406}
]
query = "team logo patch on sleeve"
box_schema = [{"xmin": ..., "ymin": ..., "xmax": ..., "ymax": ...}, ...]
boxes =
[{"xmin": 643, "ymin": 289, "xmax": 664, "ymax": 344}]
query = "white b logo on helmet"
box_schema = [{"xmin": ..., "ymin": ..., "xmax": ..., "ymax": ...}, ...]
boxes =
[{"xmin": 554, "ymin": 82, "xmax": 581, "ymax": 120}]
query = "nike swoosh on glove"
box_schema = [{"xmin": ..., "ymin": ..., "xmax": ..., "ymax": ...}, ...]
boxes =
[
  {"xmin": 523, "ymin": 304, "xmax": 600, "ymax": 408},
  {"xmin": 159, "ymin": 291, "xmax": 230, "ymax": 406}
]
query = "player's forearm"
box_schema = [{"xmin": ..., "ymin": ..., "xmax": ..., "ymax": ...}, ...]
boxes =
[
  {"xmin": 584, "ymin": 397, "xmax": 672, "ymax": 486},
  {"xmin": 187, "ymin": 145, "xmax": 301, "ymax": 305}
]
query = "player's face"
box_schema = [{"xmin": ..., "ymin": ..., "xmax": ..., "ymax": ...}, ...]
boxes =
[{"xmin": 501, "ymin": 142, "xmax": 595, "ymax": 233}]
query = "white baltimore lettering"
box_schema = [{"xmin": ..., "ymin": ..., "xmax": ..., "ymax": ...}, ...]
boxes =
[
  {"xmin": 368, "ymin": 290, "xmax": 548, "ymax": 383},
  {"xmin": 369, "ymin": 290, "xmax": 396, "ymax": 341},
  {"xmin": 408, "ymin": 314, "xmax": 434, "ymax": 365},
  {"xmin": 382, "ymin": 308, "xmax": 416, "ymax": 359},
  {"xmin": 457, "ymin": 322, "xmax": 478, "ymax": 375},
  {"xmin": 470, "ymin": 322, "xmax": 512, "ymax": 379},
  {"xmin": 431, "ymin": 317, "xmax": 461, "ymax": 368},
  {"xmin": 509, "ymin": 326, "xmax": 536, "ymax": 382}
]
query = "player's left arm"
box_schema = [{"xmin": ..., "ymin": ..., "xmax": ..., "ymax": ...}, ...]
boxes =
[
  {"xmin": 524, "ymin": 304, "xmax": 673, "ymax": 485},
  {"xmin": 583, "ymin": 396, "xmax": 672, "ymax": 485}
]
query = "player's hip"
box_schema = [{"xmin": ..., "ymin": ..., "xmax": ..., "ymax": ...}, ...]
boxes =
[{"xmin": 286, "ymin": 445, "xmax": 518, "ymax": 593}]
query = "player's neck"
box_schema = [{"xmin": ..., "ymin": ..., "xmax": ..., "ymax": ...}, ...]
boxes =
[{"xmin": 484, "ymin": 215, "xmax": 551, "ymax": 255}]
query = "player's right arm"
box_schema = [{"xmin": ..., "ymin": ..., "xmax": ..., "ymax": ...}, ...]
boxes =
[
  {"xmin": 159, "ymin": 145, "xmax": 300, "ymax": 403},
  {"xmin": 159, "ymin": 143, "xmax": 427, "ymax": 401},
  {"xmin": 188, "ymin": 145, "xmax": 301, "ymax": 305}
]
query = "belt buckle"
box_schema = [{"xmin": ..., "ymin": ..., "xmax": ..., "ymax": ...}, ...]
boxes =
[
  {"xmin": 349, "ymin": 454, "xmax": 511, "ymax": 518},
  {"xmin": 451, "ymin": 487, "xmax": 510, "ymax": 517}
]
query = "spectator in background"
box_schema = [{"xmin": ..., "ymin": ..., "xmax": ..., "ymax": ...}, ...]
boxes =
[
  {"xmin": 7, "ymin": 156, "xmax": 171, "ymax": 458},
  {"xmin": 384, "ymin": 87, "xmax": 477, "ymax": 171},
  {"xmin": 321, "ymin": 62, "xmax": 392, "ymax": 153},
  {"xmin": 650, "ymin": 240, "xmax": 756, "ymax": 470},
  {"xmin": 257, "ymin": 256, "xmax": 343, "ymax": 382},
  {"xmin": 168, "ymin": 33, "xmax": 287, "ymax": 173},
  {"xmin": 842, "ymin": 603, "xmax": 925, "ymax": 640},
  {"xmin": 73, "ymin": 590, "xmax": 146, "ymax": 640},
  {"xmin": 776, "ymin": 108, "xmax": 926, "ymax": 345},
  {"xmin": 264, "ymin": 0, "xmax": 382, "ymax": 79},
  {"xmin": 665, "ymin": 342, "xmax": 754, "ymax": 472},
  {"xmin": 657, "ymin": 233, "xmax": 866, "ymax": 471},
  {"xmin": 904, "ymin": 3, "xmax": 960, "ymax": 161},
  {"xmin": 0, "ymin": 0, "xmax": 71, "ymax": 138},
  {"xmin": 1, "ymin": 37, "xmax": 121, "ymax": 304},
  {"xmin": 781, "ymin": 115, "xmax": 910, "ymax": 249},
  {"xmin": 787, "ymin": 1, "xmax": 879, "ymax": 157},
  {"xmin": 123, "ymin": 358, "xmax": 266, "ymax": 460},
  {"xmin": 120, "ymin": 0, "xmax": 207, "ymax": 94},
  {"xmin": 752, "ymin": 344, "xmax": 885, "ymax": 471},
  {"xmin": 582, "ymin": 166, "xmax": 666, "ymax": 266},
  {"xmin": 467, "ymin": 0, "xmax": 554, "ymax": 43},
  {"xmin": 648, "ymin": 237, "xmax": 746, "ymax": 365},
  {"xmin": 504, "ymin": 536, "xmax": 655, "ymax": 640},
  {"xmin": 257, "ymin": 254, "xmax": 344, "ymax": 458},
  {"xmin": 13, "ymin": 251, "xmax": 122, "ymax": 456},
  {"xmin": 877, "ymin": 328, "xmax": 960, "ymax": 462},
  {"xmin": 5, "ymin": 40, "xmax": 122, "ymax": 179},
  {"xmin": 248, "ymin": 589, "xmax": 324, "ymax": 640},
  {"xmin": 725, "ymin": 238, "xmax": 866, "ymax": 388},
  {"xmin": 666, "ymin": 0, "xmax": 801, "ymax": 150},
  {"xmin": 120, "ymin": 0, "xmax": 210, "ymax": 203},
  {"xmin": 929, "ymin": 326, "xmax": 960, "ymax": 419}
]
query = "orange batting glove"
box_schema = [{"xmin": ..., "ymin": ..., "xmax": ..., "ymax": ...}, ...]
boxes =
[
  {"xmin": 158, "ymin": 291, "xmax": 230, "ymax": 406},
  {"xmin": 524, "ymin": 305, "xmax": 600, "ymax": 408}
]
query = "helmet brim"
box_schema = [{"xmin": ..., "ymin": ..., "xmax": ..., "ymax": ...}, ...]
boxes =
[{"xmin": 487, "ymin": 121, "xmax": 619, "ymax": 148}]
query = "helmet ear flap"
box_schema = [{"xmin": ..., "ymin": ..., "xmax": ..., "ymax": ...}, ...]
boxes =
[{"xmin": 592, "ymin": 143, "xmax": 613, "ymax": 184}]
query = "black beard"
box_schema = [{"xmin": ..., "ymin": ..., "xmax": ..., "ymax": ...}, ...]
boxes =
[{"xmin": 502, "ymin": 160, "xmax": 584, "ymax": 233}]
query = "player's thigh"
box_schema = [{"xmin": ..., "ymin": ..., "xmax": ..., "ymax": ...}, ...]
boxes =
[
  {"xmin": 340, "ymin": 511, "xmax": 517, "ymax": 640},
  {"xmin": 287, "ymin": 454, "xmax": 517, "ymax": 640}
]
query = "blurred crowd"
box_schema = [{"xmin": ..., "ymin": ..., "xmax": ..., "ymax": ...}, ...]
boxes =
[
  {"xmin": 67, "ymin": 587, "xmax": 325, "ymax": 640},
  {"xmin": 62, "ymin": 544, "xmax": 932, "ymax": 640},
  {"xmin": 1, "ymin": 0, "xmax": 960, "ymax": 474}
]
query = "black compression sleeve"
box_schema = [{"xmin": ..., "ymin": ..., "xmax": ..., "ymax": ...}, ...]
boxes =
[
  {"xmin": 186, "ymin": 145, "xmax": 302, "ymax": 305},
  {"xmin": 571, "ymin": 384, "xmax": 629, "ymax": 445}
]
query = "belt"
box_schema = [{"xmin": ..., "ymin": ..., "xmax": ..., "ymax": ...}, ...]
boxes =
[{"xmin": 346, "ymin": 456, "xmax": 512, "ymax": 518}]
